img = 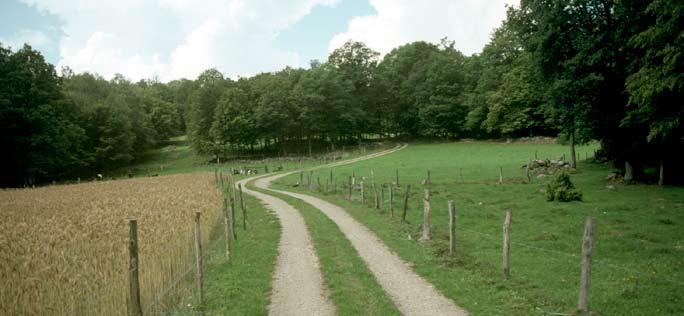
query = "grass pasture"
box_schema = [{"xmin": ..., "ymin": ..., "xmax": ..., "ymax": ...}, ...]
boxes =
[{"xmin": 273, "ymin": 141, "xmax": 684, "ymax": 316}]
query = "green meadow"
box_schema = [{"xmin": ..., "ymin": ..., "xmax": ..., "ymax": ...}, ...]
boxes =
[{"xmin": 273, "ymin": 141, "xmax": 684, "ymax": 316}]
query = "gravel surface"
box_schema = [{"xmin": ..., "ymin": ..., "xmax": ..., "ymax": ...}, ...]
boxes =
[
  {"xmin": 258, "ymin": 145, "xmax": 468, "ymax": 316},
  {"xmin": 237, "ymin": 177, "xmax": 335, "ymax": 316}
]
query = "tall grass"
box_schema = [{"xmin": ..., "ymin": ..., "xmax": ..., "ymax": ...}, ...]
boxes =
[{"xmin": 0, "ymin": 173, "xmax": 222, "ymax": 315}]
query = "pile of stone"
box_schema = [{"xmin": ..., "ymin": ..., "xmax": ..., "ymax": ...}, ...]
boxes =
[{"xmin": 522, "ymin": 157, "xmax": 572, "ymax": 177}]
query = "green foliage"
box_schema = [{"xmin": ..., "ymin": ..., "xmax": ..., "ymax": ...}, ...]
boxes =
[{"xmin": 546, "ymin": 173, "xmax": 583, "ymax": 202}]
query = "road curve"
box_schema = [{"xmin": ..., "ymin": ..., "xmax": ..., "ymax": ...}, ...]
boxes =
[{"xmin": 254, "ymin": 144, "xmax": 468, "ymax": 316}]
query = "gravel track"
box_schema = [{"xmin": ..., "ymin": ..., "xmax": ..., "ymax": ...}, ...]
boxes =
[{"xmin": 255, "ymin": 144, "xmax": 468, "ymax": 316}]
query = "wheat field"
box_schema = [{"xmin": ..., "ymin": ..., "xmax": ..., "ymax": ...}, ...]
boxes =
[{"xmin": 0, "ymin": 173, "xmax": 222, "ymax": 315}]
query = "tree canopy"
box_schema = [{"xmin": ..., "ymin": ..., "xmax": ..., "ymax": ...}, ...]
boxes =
[{"xmin": 1, "ymin": 1, "xmax": 682, "ymax": 186}]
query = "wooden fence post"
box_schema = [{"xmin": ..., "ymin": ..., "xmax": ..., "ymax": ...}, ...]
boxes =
[
  {"xmin": 577, "ymin": 217, "xmax": 596, "ymax": 316},
  {"xmin": 395, "ymin": 169, "xmax": 399, "ymax": 185},
  {"xmin": 419, "ymin": 188, "xmax": 431, "ymax": 242},
  {"xmin": 389, "ymin": 185, "xmax": 394, "ymax": 217},
  {"xmin": 238, "ymin": 183, "xmax": 247, "ymax": 230},
  {"xmin": 128, "ymin": 219, "xmax": 142, "ymax": 316},
  {"xmin": 503, "ymin": 211, "xmax": 511, "ymax": 279},
  {"xmin": 348, "ymin": 176, "xmax": 353, "ymax": 200},
  {"xmin": 229, "ymin": 194, "xmax": 237, "ymax": 240},
  {"xmin": 360, "ymin": 181, "xmax": 365, "ymax": 205},
  {"xmin": 223, "ymin": 197, "xmax": 232, "ymax": 261},
  {"xmin": 401, "ymin": 185, "xmax": 411, "ymax": 224},
  {"xmin": 448, "ymin": 201, "xmax": 456, "ymax": 256},
  {"xmin": 299, "ymin": 172, "xmax": 303, "ymax": 185},
  {"xmin": 317, "ymin": 176, "xmax": 321, "ymax": 192},
  {"xmin": 194, "ymin": 211, "xmax": 204, "ymax": 306},
  {"xmin": 499, "ymin": 166, "xmax": 503, "ymax": 184},
  {"xmin": 380, "ymin": 185, "xmax": 385, "ymax": 209}
]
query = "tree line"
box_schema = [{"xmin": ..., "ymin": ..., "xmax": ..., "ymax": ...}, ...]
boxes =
[{"xmin": 1, "ymin": 0, "xmax": 682, "ymax": 187}]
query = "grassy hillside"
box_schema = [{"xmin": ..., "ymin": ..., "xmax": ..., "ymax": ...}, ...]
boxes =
[{"xmin": 273, "ymin": 141, "xmax": 684, "ymax": 316}]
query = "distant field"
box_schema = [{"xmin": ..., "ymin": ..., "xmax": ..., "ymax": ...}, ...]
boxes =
[
  {"xmin": 273, "ymin": 141, "xmax": 684, "ymax": 316},
  {"xmin": 0, "ymin": 173, "xmax": 221, "ymax": 315}
]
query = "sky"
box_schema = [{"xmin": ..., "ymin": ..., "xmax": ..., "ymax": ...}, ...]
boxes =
[{"xmin": 0, "ymin": 0, "xmax": 517, "ymax": 82}]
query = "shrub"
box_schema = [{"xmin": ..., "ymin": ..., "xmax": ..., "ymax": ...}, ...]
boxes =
[{"xmin": 546, "ymin": 173, "xmax": 582, "ymax": 202}]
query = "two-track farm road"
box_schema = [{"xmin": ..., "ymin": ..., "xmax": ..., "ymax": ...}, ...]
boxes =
[
  {"xmin": 236, "ymin": 177, "xmax": 336, "ymax": 316},
  {"xmin": 245, "ymin": 144, "xmax": 468, "ymax": 316}
]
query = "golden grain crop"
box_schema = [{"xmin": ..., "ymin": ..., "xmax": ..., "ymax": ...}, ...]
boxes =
[{"xmin": 0, "ymin": 173, "xmax": 222, "ymax": 315}]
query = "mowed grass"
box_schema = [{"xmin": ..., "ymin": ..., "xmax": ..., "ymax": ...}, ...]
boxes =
[
  {"xmin": 248, "ymin": 183, "xmax": 400, "ymax": 315},
  {"xmin": 272, "ymin": 141, "xmax": 684, "ymax": 316}
]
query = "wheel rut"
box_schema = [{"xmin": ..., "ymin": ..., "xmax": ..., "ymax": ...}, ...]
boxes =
[{"xmin": 252, "ymin": 144, "xmax": 468, "ymax": 316}]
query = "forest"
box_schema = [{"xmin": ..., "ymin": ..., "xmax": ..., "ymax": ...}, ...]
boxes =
[{"xmin": 1, "ymin": 0, "xmax": 682, "ymax": 187}]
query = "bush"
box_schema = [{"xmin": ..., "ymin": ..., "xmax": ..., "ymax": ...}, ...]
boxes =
[{"xmin": 546, "ymin": 173, "xmax": 582, "ymax": 202}]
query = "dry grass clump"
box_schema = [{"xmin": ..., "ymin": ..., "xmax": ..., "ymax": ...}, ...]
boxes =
[{"xmin": 0, "ymin": 173, "xmax": 221, "ymax": 315}]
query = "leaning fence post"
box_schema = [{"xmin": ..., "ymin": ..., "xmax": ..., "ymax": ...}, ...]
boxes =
[
  {"xmin": 419, "ymin": 188, "xmax": 431, "ymax": 242},
  {"xmin": 238, "ymin": 183, "xmax": 247, "ymax": 230},
  {"xmin": 194, "ymin": 211, "xmax": 204, "ymax": 306},
  {"xmin": 577, "ymin": 217, "xmax": 596, "ymax": 315},
  {"xmin": 401, "ymin": 185, "xmax": 411, "ymax": 224},
  {"xmin": 503, "ymin": 211, "xmax": 511, "ymax": 279},
  {"xmin": 448, "ymin": 201, "xmax": 456, "ymax": 256},
  {"xmin": 128, "ymin": 219, "xmax": 142, "ymax": 316}
]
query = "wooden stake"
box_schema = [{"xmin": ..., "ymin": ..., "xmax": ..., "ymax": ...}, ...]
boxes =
[
  {"xmin": 389, "ymin": 185, "xmax": 394, "ymax": 218},
  {"xmin": 194, "ymin": 211, "xmax": 204, "ymax": 306},
  {"xmin": 348, "ymin": 176, "xmax": 352, "ymax": 200},
  {"xmin": 503, "ymin": 211, "xmax": 511, "ymax": 279},
  {"xmin": 238, "ymin": 183, "xmax": 247, "ymax": 230},
  {"xmin": 299, "ymin": 171, "xmax": 303, "ymax": 185},
  {"xmin": 229, "ymin": 193, "xmax": 237, "ymax": 240},
  {"xmin": 223, "ymin": 197, "xmax": 232, "ymax": 261},
  {"xmin": 448, "ymin": 201, "xmax": 456, "ymax": 256},
  {"xmin": 419, "ymin": 188, "xmax": 431, "ymax": 242},
  {"xmin": 380, "ymin": 185, "xmax": 385, "ymax": 208},
  {"xmin": 360, "ymin": 180, "xmax": 365, "ymax": 205},
  {"xmin": 401, "ymin": 185, "xmax": 411, "ymax": 224},
  {"xmin": 577, "ymin": 217, "xmax": 596, "ymax": 315},
  {"xmin": 128, "ymin": 219, "xmax": 142, "ymax": 316},
  {"xmin": 395, "ymin": 169, "xmax": 399, "ymax": 185},
  {"xmin": 499, "ymin": 166, "xmax": 503, "ymax": 184}
]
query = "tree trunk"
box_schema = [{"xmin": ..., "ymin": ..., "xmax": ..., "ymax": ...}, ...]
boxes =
[
  {"xmin": 570, "ymin": 131, "xmax": 577, "ymax": 169},
  {"xmin": 624, "ymin": 160, "xmax": 634, "ymax": 183},
  {"xmin": 659, "ymin": 161, "xmax": 664, "ymax": 186}
]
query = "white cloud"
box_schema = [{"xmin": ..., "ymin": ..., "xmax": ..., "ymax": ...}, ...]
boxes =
[
  {"xmin": 20, "ymin": 0, "xmax": 341, "ymax": 81},
  {"xmin": 1, "ymin": 29, "xmax": 52, "ymax": 51},
  {"xmin": 14, "ymin": 0, "xmax": 515, "ymax": 81},
  {"xmin": 329, "ymin": 0, "xmax": 517, "ymax": 56}
]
